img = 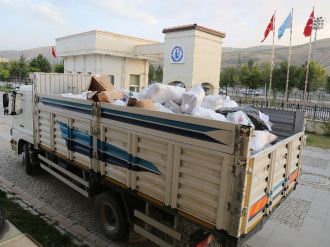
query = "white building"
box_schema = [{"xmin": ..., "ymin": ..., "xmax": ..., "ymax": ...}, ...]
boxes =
[{"xmin": 56, "ymin": 24, "xmax": 225, "ymax": 93}]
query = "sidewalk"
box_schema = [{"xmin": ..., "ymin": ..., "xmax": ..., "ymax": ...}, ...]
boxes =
[{"xmin": 0, "ymin": 220, "xmax": 39, "ymax": 247}]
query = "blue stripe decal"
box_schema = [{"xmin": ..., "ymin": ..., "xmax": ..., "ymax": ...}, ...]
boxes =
[
  {"xmin": 270, "ymin": 179, "xmax": 285, "ymax": 198},
  {"xmin": 101, "ymin": 108, "xmax": 218, "ymax": 132},
  {"xmin": 40, "ymin": 97, "xmax": 92, "ymax": 115},
  {"xmin": 98, "ymin": 141, "xmax": 161, "ymax": 175},
  {"xmin": 101, "ymin": 109, "xmax": 225, "ymax": 145}
]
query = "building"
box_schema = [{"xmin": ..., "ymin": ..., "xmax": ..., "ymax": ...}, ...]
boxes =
[{"xmin": 56, "ymin": 24, "xmax": 225, "ymax": 94}]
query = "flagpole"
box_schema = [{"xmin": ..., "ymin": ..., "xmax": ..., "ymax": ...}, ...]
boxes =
[
  {"xmin": 284, "ymin": 8, "xmax": 294, "ymax": 105},
  {"xmin": 303, "ymin": 6, "xmax": 314, "ymax": 104},
  {"xmin": 267, "ymin": 10, "xmax": 276, "ymax": 106}
]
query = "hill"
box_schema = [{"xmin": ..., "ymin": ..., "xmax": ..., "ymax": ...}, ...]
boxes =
[
  {"xmin": 0, "ymin": 38, "xmax": 329, "ymax": 72},
  {"xmin": 221, "ymin": 38, "xmax": 330, "ymax": 73},
  {"xmin": 0, "ymin": 46, "xmax": 58, "ymax": 64}
]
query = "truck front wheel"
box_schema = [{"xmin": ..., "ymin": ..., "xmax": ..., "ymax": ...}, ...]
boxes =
[
  {"xmin": 93, "ymin": 192, "xmax": 128, "ymax": 241},
  {"xmin": 23, "ymin": 144, "xmax": 33, "ymax": 175},
  {"xmin": 23, "ymin": 144, "xmax": 39, "ymax": 175}
]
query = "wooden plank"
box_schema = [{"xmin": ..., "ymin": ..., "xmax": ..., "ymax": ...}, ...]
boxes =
[{"xmin": 134, "ymin": 210, "xmax": 181, "ymax": 240}]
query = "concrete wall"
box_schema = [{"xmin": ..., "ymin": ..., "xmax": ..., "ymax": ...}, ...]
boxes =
[
  {"xmin": 162, "ymin": 30, "xmax": 195, "ymax": 87},
  {"xmin": 305, "ymin": 119, "xmax": 326, "ymax": 135},
  {"xmin": 63, "ymin": 54, "xmax": 148, "ymax": 91},
  {"xmin": 162, "ymin": 29, "xmax": 223, "ymax": 92},
  {"xmin": 56, "ymin": 26, "xmax": 224, "ymax": 92},
  {"xmin": 192, "ymin": 30, "xmax": 223, "ymax": 93}
]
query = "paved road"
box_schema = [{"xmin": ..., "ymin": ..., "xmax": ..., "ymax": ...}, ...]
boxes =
[{"xmin": 0, "ymin": 93, "xmax": 329, "ymax": 247}]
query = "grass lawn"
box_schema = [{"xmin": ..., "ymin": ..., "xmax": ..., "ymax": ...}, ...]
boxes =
[
  {"xmin": 306, "ymin": 132, "xmax": 330, "ymax": 149},
  {"xmin": 0, "ymin": 190, "xmax": 87, "ymax": 247}
]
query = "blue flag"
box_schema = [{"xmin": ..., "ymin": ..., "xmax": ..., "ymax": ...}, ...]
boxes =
[{"xmin": 278, "ymin": 13, "xmax": 292, "ymax": 39}]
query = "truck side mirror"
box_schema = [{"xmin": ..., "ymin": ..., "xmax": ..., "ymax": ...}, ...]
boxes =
[
  {"xmin": 14, "ymin": 93, "xmax": 23, "ymax": 115},
  {"xmin": 2, "ymin": 93, "xmax": 9, "ymax": 115}
]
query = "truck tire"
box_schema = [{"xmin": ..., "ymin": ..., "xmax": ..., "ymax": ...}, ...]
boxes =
[
  {"xmin": 23, "ymin": 144, "xmax": 33, "ymax": 175},
  {"xmin": 93, "ymin": 192, "xmax": 128, "ymax": 241},
  {"xmin": 23, "ymin": 144, "xmax": 39, "ymax": 175}
]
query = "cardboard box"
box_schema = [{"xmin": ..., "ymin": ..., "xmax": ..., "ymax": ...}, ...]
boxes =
[{"xmin": 88, "ymin": 75, "xmax": 114, "ymax": 91}]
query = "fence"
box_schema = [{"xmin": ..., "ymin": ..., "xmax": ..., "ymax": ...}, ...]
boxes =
[{"xmin": 235, "ymin": 97, "xmax": 330, "ymax": 122}]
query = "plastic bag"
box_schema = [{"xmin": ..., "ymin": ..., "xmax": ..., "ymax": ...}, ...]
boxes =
[
  {"xmin": 217, "ymin": 106, "xmax": 272, "ymax": 130},
  {"xmin": 226, "ymin": 111, "xmax": 255, "ymax": 127},
  {"xmin": 222, "ymin": 96, "xmax": 238, "ymax": 108},
  {"xmin": 181, "ymin": 85, "xmax": 205, "ymax": 114},
  {"xmin": 191, "ymin": 107, "xmax": 227, "ymax": 121},
  {"xmin": 201, "ymin": 95, "xmax": 225, "ymax": 110},
  {"xmin": 164, "ymin": 100, "xmax": 182, "ymax": 114},
  {"xmin": 251, "ymin": 131, "xmax": 277, "ymax": 152},
  {"xmin": 154, "ymin": 103, "xmax": 174, "ymax": 113},
  {"xmin": 111, "ymin": 100, "xmax": 127, "ymax": 106},
  {"xmin": 259, "ymin": 111, "xmax": 273, "ymax": 131},
  {"xmin": 142, "ymin": 83, "xmax": 185, "ymax": 104}
]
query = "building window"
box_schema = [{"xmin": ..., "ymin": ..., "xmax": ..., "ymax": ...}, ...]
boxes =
[
  {"xmin": 129, "ymin": 74, "xmax": 140, "ymax": 92},
  {"xmin": 77, "ymin": 72, "xmax": 82, "ymax": 74},
  {"xmin": 88, "ymin": 72, "xmax": 92, "ymax": 75},
  {"xmin": 108, "ymin": 75, "xmax": 115, "ymax": 85}
]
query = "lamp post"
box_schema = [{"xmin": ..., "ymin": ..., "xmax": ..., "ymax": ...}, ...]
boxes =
[{"xmin": 312, "ymin": 16, "xmax": 325, "ymax": 59}]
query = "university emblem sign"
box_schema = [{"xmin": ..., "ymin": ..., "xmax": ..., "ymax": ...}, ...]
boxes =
[{"xmin": 170, "ymin": 45, "xmax": 184, "ymax": 63}]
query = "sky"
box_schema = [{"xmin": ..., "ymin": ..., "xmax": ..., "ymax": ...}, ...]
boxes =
[{"xmin": 0, "ymin": 0, "xmax": 329, "ymax": 50}]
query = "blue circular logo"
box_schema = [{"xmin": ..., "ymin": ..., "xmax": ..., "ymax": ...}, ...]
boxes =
[{"xmin": 171, "ymin": 46, "xmax": 184, "ymax": 62}]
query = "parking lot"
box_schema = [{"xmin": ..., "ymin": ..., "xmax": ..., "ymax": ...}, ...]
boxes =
[{"xmin": 0, "ymin": 97, "xmax": 329, "ymax": 247}]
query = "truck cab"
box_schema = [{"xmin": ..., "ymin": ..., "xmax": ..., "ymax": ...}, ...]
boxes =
[{"xmin": 9, "ymin": 85, "xmax": 34, "ymax": 155}]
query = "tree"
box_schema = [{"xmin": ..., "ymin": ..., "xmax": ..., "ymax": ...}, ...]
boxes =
[
  {"xmin": 148, "ymin": 64, "xmax": 155, "ymax": 82},
  {"xmin": 271, "ymin": 62, "xmax": 301, "ymax": 99},
  {"xmin": 0, "ymin": 70, "xmax": 9, "ymax": 81},
  {"xmin": 220, "ymin": 67, "xmax": 239, "ymax": 94},
  {"xmin": 53, "ymin": 64, "xmax": 64, "ymax": 73},
  {"xmin": 297, "ymin": 61, "xmax": 327, "ymax": 101},
  {"xmin": 326, "ymin": 76, "xmax": 330, "ymax": 94},
  {"xmin": 239, "ymin": 60, "xmax": 262, "ymax": 93},
  {"xmin": 8, "ymin": 55, "xmax": 29, "ymax": 79},
  {"xmin": 154, "ymin": 65, "xmax": 163, "ymax": 82},
  {"xmin": 30, "ymin": 54, "xmax": 51, "ymax": 72}
]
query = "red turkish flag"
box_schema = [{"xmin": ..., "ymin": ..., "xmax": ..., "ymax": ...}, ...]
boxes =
[
  {"xmin": 51, "ymin": 46, "xmax": 57, "ymax": 58},
  {"xmin": 303, "ymin": 10, "xmax": 314, "ymax": 37},
  {"xmin": 261, "ymin": 14, "xmax": 275, "ymax": 42}
]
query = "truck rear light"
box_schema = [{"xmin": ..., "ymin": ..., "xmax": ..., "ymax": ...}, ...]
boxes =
[{"xmin": 194, "ymin": 234, "xmax": 214, "ymax": 247}]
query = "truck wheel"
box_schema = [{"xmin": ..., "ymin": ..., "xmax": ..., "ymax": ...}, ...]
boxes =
[
  {"xmin": 23, "ymin": 144, "xmax": 33, "ymax": 175},
  {"xmin": 93, "ymin": 192, "xmax": 128, "ymax": 241}
]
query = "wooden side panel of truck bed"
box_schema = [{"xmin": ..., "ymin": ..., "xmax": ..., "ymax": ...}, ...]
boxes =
[{"xmin": 35, "ymin": 95, "xmax": 304, "ymax": 239}]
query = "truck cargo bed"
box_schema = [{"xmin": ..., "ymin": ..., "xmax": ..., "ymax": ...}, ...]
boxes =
[{"xmin": 35, "ymin": 94, "xmax": 304, "ymax": 238}]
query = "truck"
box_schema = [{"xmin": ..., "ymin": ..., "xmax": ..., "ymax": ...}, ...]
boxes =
[{"xmin": 5, "ymin": 73, "xmax": 305, "ymax": 247}]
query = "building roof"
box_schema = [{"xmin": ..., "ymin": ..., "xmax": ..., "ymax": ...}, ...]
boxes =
[
  {"xmin": 162, "ymin": 24, "xmax": 225, "ymax": 38},
  {"xmin": 56, "ymin": 30, "xmax": 159, "ymax": 44}
]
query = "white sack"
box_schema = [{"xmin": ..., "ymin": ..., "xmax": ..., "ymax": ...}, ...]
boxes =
[
  {"xmin": 61, "ymin": 92, "xmax": 89, "ymax": 100},
  {"xmin": 259, "ymin": 111, "xmax": 273, "ymax": 131},
  {"xmin": 181, "ymin": 85, "xmax": 205, "ymax": 114},
  {"xmin": 154, "ymin": 102, "xmax": 174, "ymax": 113},
  {"xmin": 226, "ymin": 111, "xmax": 255, "ymax": 127},
  {"xmin": 191, "ymin": 107, "xmax": 227, "ymax": 121},
  {"xmin": 164, "ymin": 100, "xmax": 182, "ymax": 114},
  {"xmin": 223, "ymin": 96, "xmax": 239, "ymax": 108},
  {"xmin": 112, "ymin": 100, "xmax": 127, "ymax": 106},
  {"xmin": 201, "ymin": 95, "xmax": 225, "ymax": 110},
  {"xmin": 142, "ymin": 83, "xmax": 185, "ymax": 104},
  {"xmin": 251, "ymin": 131, "xmax": 277, "ymax": 152}
]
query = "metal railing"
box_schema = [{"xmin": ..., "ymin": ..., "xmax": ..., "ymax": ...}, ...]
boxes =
[{"xmin": 235, "ymin": 97, "xmax": 330, "ymax": 122}]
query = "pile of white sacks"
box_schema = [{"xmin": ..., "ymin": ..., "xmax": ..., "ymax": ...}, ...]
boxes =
[{"xmin": 62, "ymin": 83, "xmax": 277, "ymax": 153}]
